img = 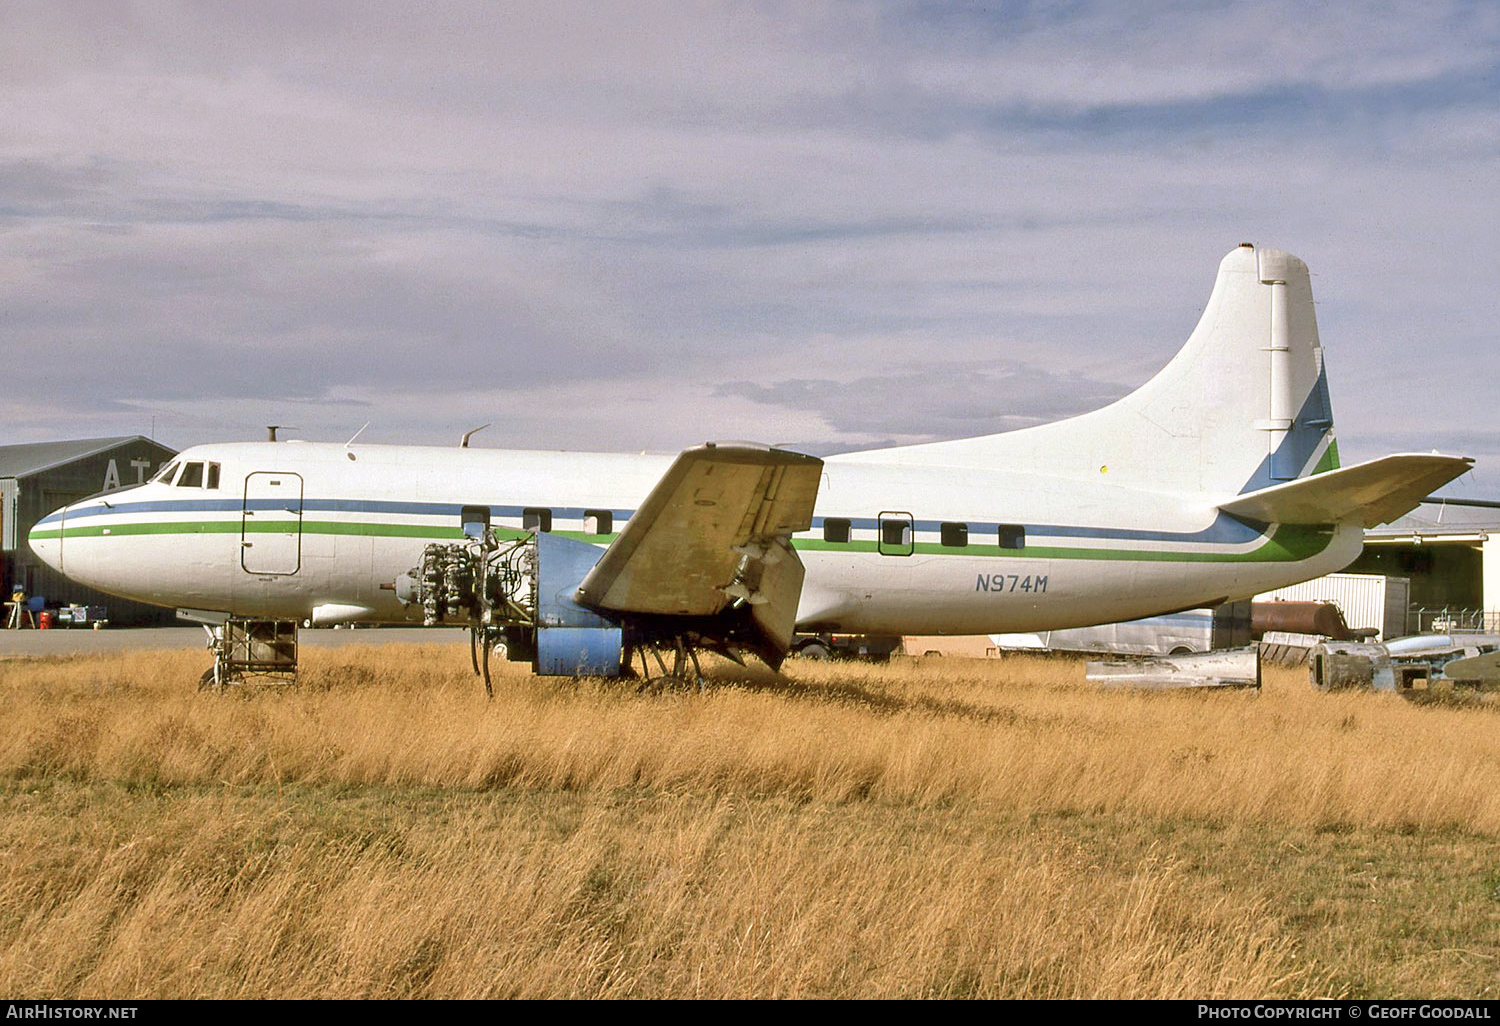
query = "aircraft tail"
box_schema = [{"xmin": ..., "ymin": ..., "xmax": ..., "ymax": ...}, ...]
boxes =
[{"xmin": 836, "ymin": 244, "xmax": 1344, "ymax": 498}]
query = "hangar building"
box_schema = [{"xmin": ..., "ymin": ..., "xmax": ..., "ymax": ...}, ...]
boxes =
[
  {"xmin": 1349, "ymin": 499, "xmax": 1500, "ymax": 633},
  {"xmin": 2, "ymin": 436, "xmax": 178, "ymax": 627}
]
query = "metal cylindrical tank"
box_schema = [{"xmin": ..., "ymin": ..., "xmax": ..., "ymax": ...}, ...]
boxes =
[{"xmin": 1253, "ymin": 600, "xmax": 1374, "ymax": 640}]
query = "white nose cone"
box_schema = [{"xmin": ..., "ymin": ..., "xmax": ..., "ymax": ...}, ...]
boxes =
[
  {"xmin": 30, "ymin": 497, "xmax": 112, "ymax": 592},
  {"xmin": 28, "ymin": 512, "xmax": 64, "ymax": 575},
  {"xmin": 27, "ymin": 496, "xmax": 175, "ymax": 609}
]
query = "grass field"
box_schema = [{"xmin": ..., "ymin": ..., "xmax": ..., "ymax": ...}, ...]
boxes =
[{"xmin": 2, "ymin": 644, "xmax": 1497, "ymax": 998}]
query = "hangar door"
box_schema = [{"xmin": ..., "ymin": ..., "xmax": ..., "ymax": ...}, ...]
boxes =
[{"xmin": 242, "ymin": 472, "xmax": 303, "ymax": 575}]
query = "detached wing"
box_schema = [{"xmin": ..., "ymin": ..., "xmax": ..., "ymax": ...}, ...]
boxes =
[
  {"xmin": 1218, "ymin": 453, "xmax": 1472, "ymax": 528},
  {"xmin": 575, "ymin": 443, "xmax": 823, "ymax": 658}
]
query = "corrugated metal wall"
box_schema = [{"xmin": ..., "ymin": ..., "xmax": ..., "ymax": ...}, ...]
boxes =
[{"xmin": 1, "ymin": 478, "xmax": 15, "ymax": 552}]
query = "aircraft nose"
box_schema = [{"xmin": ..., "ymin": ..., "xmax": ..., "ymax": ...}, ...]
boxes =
[{"xmin": 27, "ymin": 512, "xmax": 64, "ymax": 574}]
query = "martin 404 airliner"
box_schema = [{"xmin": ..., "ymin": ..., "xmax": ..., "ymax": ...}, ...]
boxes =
[{"xmin": 29, "ymin": 244, "xmax": 1472, "ymax": 688}]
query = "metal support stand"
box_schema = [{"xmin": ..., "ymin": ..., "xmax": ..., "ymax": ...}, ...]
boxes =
[{"xmin": 203, "ymin": 619, "xmax": 299, "ymax": 688}]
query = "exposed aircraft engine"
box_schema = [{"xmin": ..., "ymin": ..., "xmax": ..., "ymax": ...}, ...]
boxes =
[
  {"xmin": 396, "ymin": 536, "xmax": 536, "ymax": 629},
  {"xmin": 394, "ymin": 530, "xmax": 547, "ymax": 694},
  {"xmin": 392, "ymin": 528, "xmax": 660, "ymax": 691},
  {"xmin": 419, "ymin": 544, "xmax": 475, "ymax": 625}
]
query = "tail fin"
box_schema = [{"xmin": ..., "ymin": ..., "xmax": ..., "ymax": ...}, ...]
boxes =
[{"xmin": 836, "ymin": 243, "xmax": 1339, "ymax": 497}]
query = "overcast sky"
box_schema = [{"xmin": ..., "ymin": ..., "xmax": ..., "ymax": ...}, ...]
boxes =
[{"xmin": 3, "ymin": 1, "xmax": 1497, "ymax": 496}]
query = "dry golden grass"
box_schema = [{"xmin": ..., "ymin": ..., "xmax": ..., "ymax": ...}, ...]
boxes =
[{"xmin": 1, "ymin": 644, "xmax": 1498, "ymax": 998}]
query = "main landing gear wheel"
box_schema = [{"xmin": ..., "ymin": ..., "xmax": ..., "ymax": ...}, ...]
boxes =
[{"xmin": 632, "ymin": 638, "xmax": 703, "ymax": 694}]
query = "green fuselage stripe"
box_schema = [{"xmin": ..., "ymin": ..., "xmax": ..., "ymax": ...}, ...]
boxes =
[{"xmin": 36, "ymin": 518, "xmax": 1334, "ymax": 564}]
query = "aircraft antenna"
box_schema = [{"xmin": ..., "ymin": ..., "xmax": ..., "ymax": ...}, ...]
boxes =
[
  {"xmin": 266, "ymin": 425, "xmax": 280, "ymax": 441},
  {"xmin": 345, "ymin": 422, "xmax": 370, "ymax": 447},
  {"xmin": 461, "ymin": 424, "xmax": 492, "ymax": 448}
]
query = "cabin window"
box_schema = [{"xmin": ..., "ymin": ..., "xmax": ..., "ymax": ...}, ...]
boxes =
[
  {"xmin": 154, "ymin": 461, "xmax": 180, "ymax": 485},
  {"xmin": 584, "ymin": 509, "xmax": 613, "ymax": 535},
  {"xmin": 998, "ymin": 524, "xmax": 1025, "ymax": 549},
  {"xmin": 460, "ymin": 505, "xmax": 491, "ymax": 540},
  {"xmin": 205, "ymin": 463, "xmax": 220, "ymax": 489},
  {"xmin": 522, "ymin": 507, "xmax": 552, "ymax": 533},
  {"xmin": 177, "ymin": 462, "xmax": 204, "ymax": 488},
  {"xmin": 823, "ymin": 518, "xmax": 851, "ymax": 544},
  {"xmin": 941, "ymin": 522, "xmax": 968, "ymax": 547},
  {"xmin": 882, "ymin": 520, "xmax": 910, "ymax": 546}
]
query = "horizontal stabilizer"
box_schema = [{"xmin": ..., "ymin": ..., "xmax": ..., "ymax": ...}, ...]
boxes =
[{"xmin": 1218, "ymin": 454, "xmax": 1473, "ymax": 528}]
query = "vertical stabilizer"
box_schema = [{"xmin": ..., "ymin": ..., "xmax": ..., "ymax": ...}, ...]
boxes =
[{"xmin": 835, "ymin": 244, "xmax": 1339, "ymax": 497}]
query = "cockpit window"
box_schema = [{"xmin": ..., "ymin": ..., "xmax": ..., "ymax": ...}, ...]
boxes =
[
  {"xmin": 173, "ymin": 462, "xmax": 223, "ymax": 489},
  {"xmin": 154, "ymin": 462, "xmax": 180, "ymax": 485}
]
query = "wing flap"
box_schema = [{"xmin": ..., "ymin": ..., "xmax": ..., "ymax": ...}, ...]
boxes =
[
  {"xmin": 1218, "ymin": 453, "xmax": 1472, "ymax": 528},
  {"xmin": 576, "ymin": 443, "xmax": 823, "ymax": 654}
]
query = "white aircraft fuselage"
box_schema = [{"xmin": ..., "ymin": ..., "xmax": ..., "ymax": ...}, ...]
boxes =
[{"xmin": 29, "ymin": 441, "xmax": 1365, "ymax": 635}]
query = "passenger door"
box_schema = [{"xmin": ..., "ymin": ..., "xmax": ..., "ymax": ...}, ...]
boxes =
[
  {"xmin": 877, "ymin": 511, "xmax": 915, "ymax": 557},
  {"xmin": 241, "ymin": 472, "xmax": 304, "ymax": 575}
]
